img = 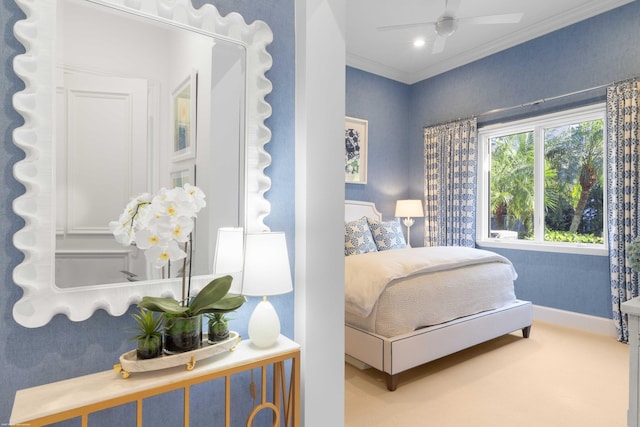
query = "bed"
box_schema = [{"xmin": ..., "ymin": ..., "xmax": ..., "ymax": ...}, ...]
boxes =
[{"xmin": 344, "ymin": 200, "xmax": 532, "ymax": 391}]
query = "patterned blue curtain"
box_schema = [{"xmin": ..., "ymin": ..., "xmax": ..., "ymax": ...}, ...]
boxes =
[
  {"xmin": 607, "ymin": 77, "xmax": 640, "ymax": 343},
  {"xmin": 423, "ymin": 117, "xmax": 478, "ymax": 247}
]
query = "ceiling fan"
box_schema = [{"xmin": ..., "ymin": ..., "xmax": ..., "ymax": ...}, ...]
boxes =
[{"xmin": 377, "ymin": 0, "xmax": 524, "ymax": 54}]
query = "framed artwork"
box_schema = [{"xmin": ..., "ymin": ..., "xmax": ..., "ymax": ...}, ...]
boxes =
[
  {"xmin": 345, "ymin": 116, "xmax": 368, "ymax": 184},
  {"xmin": 170, "ymin": 163, "xmax": 195, "ymax": 188},
  {"xmin": 171, "ymin": 70, "xmax": 198, "ymax": 162}
]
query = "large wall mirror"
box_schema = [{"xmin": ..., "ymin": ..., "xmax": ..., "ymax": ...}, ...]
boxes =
[{"xmin": 12, "ymin": 0, "xmax": 274, "ymax": 327}]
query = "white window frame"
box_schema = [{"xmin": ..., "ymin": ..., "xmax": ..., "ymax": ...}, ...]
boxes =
[{"xmin": 476, "ymin": 103, "xmax": 608, "ymax": 256}]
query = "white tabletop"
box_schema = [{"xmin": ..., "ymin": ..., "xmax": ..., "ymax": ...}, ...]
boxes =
[{"xmin": 11, "ymin": 335, "xmax": 299, "ymax": 425}]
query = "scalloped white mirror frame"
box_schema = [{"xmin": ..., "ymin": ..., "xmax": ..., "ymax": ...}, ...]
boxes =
[{"xmin": 11, "ymin": 0, "xmax": 273, "ymax": 328}]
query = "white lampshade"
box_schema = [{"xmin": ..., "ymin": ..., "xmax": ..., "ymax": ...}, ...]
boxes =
[
  {"xmin": 242, "ymin": 232, "xmax": 293, "ymax": 348},
  {"xmin": 212, "ymin": 227, "xmax": 244, "ymax": 294},
  {"xmin": 241, "ymin": 232, "xmax": 293, "ymax": 297},
  {"xmin": 395, "ymin": 199, "xmax": 424, "ymax": 218}
]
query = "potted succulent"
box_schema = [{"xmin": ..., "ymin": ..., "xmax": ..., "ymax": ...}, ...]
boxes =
[
  {"xmin": 138, "ymin": 274, "xmax": 245, "ymax": 354},
  {"xmin": 130, "ymin": 308, "xmax": 164, "ymax": 359},
  {"xmin": 206, "ymin": 312, "xmax": 231, "ymax": 343}
]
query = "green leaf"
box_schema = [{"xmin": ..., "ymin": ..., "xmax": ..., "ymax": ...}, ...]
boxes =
[
  {"xmin": 188, "ymin": 275, "xmax": 233, "ymax": 315},
  {"xmin": 137, "ymin": 275, "xmax": 245, "ymax": 318},
  {"xmin": 138, "ymin": 296, "xmax": 190, "ymax": 315},
  {"xmin": 191, "ymin": 294, "xmax": 247, "ymax": 316},
  {"xmin": 129, "ymin": 308, "xmax": 164, "ymax": 340}
]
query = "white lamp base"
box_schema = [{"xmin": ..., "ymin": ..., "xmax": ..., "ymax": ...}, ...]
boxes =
[
  {"xmin": 248, "ymin": 298, "xmax": 281, "ymax": 348},
  {"xmin": 402, "ymin": 217, "xmax": 415, "ymax": 248}
]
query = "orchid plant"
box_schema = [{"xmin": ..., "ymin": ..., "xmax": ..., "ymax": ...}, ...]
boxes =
[
  {"xmin": 110, "ymin": 184, "xmax": 246, "ymax": 320},
  {"xmin": 110, "ymin": 184, "xmax": 206, "ymax": 304}
]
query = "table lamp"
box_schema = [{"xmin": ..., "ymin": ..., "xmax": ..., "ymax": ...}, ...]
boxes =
[
  {"xmin": 242, "ymin": 232, "xmax": 293, "ymax": 348},
  {"xmin": 395, "ymin": 199, "xmax": 424, "ymax": 247},
  {"xmin": 212, "ymin": 227, "xmax": 244, "ymax": 294}
]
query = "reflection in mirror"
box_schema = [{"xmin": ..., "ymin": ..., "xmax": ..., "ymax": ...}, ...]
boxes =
[
  {"xmin": 54, "ymin": 0, "xmax": 245, "ymax": 287},
  {"xmin": 12, "ymin": 0, "xmax": 273, "ymax": 327}
]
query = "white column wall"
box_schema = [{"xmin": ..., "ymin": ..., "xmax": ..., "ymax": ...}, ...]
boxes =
[{"xmin": 295, "ymin": 0, "xmax": 346, "ymax": 425}]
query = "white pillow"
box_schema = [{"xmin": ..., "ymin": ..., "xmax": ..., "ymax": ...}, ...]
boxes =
[
  {"xmin": 345, "ymin": 217, "xmax": 378, "ymax": 256},
  {"xmin": 367, "ymin": 218, "xmax": 407, "ymax": 251}
]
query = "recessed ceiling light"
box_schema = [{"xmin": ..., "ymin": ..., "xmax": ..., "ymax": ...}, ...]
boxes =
[{"xmin": 413, "ymin": 38, "xmax": 426, "ymax": 48}]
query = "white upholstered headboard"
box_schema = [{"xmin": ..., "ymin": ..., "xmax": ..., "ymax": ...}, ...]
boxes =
[{"xmin": 345, "ymin": 200, "xmax": 382, "ymax": 222}]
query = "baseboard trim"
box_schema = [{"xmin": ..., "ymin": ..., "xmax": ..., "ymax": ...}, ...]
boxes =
[{"xmin": 533, "ymin": 305, "xmax": 616, "ymax": 338}]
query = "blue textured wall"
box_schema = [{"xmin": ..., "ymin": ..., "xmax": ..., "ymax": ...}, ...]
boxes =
[
  {"xmin": 345, "ymin": 68, "xmax": 411, "ymax": 219},
  {"xmin": 347, "ymin": 1, "xmax": 640, "ymax": 320},
  {"xmin": 0, "ymin": 0, "xmax": 294, "ymax": 424},
  {"xmin": 485, "ymin": 247, "xmax": 611, "ymax": 318}
]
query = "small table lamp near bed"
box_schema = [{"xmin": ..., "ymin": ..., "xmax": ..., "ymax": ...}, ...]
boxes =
[
  {"xmin": 395, "ymin": 199, "xmax": 424, "ymax": 247},
  {"xmin": 242, "ymin": 232, "xmax": 293, "ymax": 348}
]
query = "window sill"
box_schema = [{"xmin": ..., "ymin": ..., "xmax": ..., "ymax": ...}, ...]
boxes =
[{"xmin": 477, "ymin": 239, "xmax": 608, "ymax": 256}]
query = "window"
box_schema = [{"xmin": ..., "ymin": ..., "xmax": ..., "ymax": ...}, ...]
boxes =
[{"xmin": 477, "ymin": 104, "xmax": 607, "ymax": 254}]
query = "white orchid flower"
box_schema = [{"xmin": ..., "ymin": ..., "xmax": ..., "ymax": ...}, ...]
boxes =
[
  {"xmin": 109, "ymin": 220, "xmax": 133, "ymax": 245},
  {"xmin": 111, "ymin": 184, "xmax": 205, "ymax": 270},
  {"xmin": 144, "ymin": 240, "xmax": 187, "ymax": 268},
  {"xmin": 184, "ymin": 183, "xmax": 206, "ymax": 211},
  {"xmin": 110, "ymin": 192, "xmax": 152, "ymax": 246},
  {"xmin": 168, "ymin": 216, "xmax": 194, "ymax": 243},
  {"xmin": 151, "ymin": 189, "xmax": 194, "ymax": 219},
  {"xmin": 135, "ymin": 228, "xmax": 167, "ymax": 250}
]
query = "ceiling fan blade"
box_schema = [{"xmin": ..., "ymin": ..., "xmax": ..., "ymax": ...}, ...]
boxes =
[
  {"xmin": 432, "ymin": 35, "xmax": 447, "ymax": 54},
  {"xmin": 377, "ymin": 21, "xmax": 435, "ymax": 32},
  {"xmin": 443, "ymin": 0, "xmax": 462, "ymax": 17},
  {"xmin": 460, "ymin": 13, "xmax": 524, "ymax": 25}
]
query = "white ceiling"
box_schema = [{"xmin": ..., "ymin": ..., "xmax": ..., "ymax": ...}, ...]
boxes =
[{"xmin": 346, "ymin": 0, "xmax": 634, "ymax": 84}]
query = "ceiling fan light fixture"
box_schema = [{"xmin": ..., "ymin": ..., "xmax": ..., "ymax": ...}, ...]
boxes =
[{"xmin": 435, "ymin": 16, "xmax": 458, "ymax": 37}]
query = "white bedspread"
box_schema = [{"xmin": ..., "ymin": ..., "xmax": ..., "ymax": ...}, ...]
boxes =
[{"xmin": 345, "ymin": 246, "xmax": 517, "ymax": 317}]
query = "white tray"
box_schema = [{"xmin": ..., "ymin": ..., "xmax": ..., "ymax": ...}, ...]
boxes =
[{"xmin": 114, "ymin": 331, "xmax": 241, "ymax": 378}]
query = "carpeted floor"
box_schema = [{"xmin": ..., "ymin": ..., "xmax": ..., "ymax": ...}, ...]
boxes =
[{"xmin": 345, "ymin": 321, "xmax": 629, "ymax": 427}]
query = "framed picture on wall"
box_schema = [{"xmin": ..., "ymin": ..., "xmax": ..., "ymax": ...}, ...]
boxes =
[
  {"xmin": 170, "ymin": 162, "xmax": 195, "ymax": 188},
  {"xmin": 345, "ymin": 116, "xmax": 368, "ymax": 184},
  {"xmin": 171, "ymin": 69, "xmax": 198, "ymax": 162}
]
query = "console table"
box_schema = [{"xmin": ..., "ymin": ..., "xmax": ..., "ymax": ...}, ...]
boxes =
[
  {"xmin": 623, "ymin": 298, "xmax": 640, "ymax": 427},
  {"xmin": 10, "ymin": 335, "xmax": 300, "ymax": 427}
]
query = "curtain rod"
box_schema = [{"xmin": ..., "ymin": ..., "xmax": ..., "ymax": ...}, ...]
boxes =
[
  {"xmin": 476, "ymin": 82, "xmax": 611, "ymax": 118},
  {"xmin": 423, "ymin": 76, "xmax": 639, "ymax": 130}
]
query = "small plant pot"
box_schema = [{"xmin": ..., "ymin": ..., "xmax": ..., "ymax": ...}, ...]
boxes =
[
  {"xmin": 164, "ymin": 315, "xmax": 202, "ymax": 354},
  {"xmin": 208, "ymin": 318, "xmax": 230, "ymax": 343},
  {"xmin": 137, "ymin": 335, "xmax": 163, "ymax": 359}
]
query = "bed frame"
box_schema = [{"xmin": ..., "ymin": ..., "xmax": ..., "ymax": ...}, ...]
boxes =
[{"xmin": 344, "ymin": 200, "xmax": 533, "ymax": 391}]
